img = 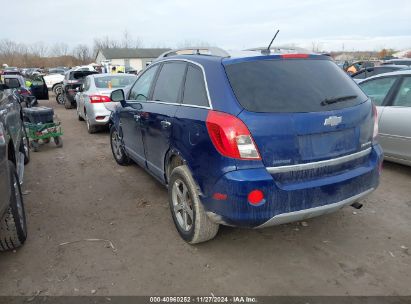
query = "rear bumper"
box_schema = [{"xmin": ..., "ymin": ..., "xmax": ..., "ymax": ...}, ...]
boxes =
[
  {"xmin": 87, "ymin": 104, "xmax": 111, "ymax": 126},
  {"xmin": 201, "ymin": 145, "xmax": 383, "ymax": 228},
  {"xmin": 256, "ymin": 188, "xmax": 374, "ymax": 228}
]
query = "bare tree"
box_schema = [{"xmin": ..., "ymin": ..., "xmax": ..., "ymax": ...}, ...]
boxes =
[
  {"xmin": 49, "ymin": 42, "xmax": 70, "ymax": 57},
  {"xmin": 73, "ymin": 44, "xmax": 92, "ymax": 64}
]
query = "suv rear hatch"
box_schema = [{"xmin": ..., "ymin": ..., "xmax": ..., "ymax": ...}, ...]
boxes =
[{"xmin": 223, "ymin": 55, "xmax": 375, "ymax": 181}]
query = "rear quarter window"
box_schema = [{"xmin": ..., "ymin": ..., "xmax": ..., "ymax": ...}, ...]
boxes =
[{"xmin": 224, "ymin": 59, "xmax": 368, "ymax": 113}]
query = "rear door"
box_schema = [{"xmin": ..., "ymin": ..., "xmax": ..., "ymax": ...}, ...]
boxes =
[
  {"xmin": 140, "ymin": 61, "xmax": 187, "ymax": 181},
  {"xmin": 30, "ymin": 76, "xmax": 49, "ymax": 100},
  {"xmin": 120, "ymin": 65, "xmax": 159, "ymax": 167},
  {"xmin": 378, "ymin": 76, "xmax": 411, "ymax": 161},
  {"xmin": 224, "ymin": 58, "xmax": 373, "ymax": 170}
]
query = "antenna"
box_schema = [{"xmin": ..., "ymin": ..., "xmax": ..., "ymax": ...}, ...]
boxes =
[{"xmin": 262, "ymin": 30, "xmax": 280, "ymax": 55}]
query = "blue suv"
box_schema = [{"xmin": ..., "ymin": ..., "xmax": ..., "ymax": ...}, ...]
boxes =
[{"xmin": 109, "ymin": 48, "xmax": 383, "ymax": 244}]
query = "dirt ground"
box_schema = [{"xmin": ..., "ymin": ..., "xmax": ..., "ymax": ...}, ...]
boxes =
[{"xmin": 0, "ymin": 96, "xmax": 410, "ymax": 296}]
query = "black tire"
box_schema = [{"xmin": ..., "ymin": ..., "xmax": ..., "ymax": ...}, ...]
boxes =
[
  {"xmin": 20, "ymin": 126, "xmax": 30, "ymax": 165},
  {"xmin": 54, "ymin": 136, "xmax": 63, "ymax": 148},
  {"xmin": 56, "ymin": 92, "xmax": 64, "ymax": 105},
  {"xmin": 168, "ymin": 165, "xmax": 219, "ymax": 244},
  {"xmin": 77, "ymin": 109, "xmax": 84, "ymax": 121},
  {"xmin": 86, "ymin": 114, "xmax": 97, "ymax": 134},
  {"xmin": 0, "ymin": 161, "xmax": 27, "ymax": 251},
  {"xmin": 64, "ymin": 98, "xmax": 73, "ymax": 109},
  {"xmin": 110, "ymin": 126, "xmax": 131, "ymax": 165},
  {"xmin": 53, "ymin": 84, "xmax": 62, "ymax": 95}
]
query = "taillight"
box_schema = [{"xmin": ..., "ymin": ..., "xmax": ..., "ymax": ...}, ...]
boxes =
[
  {"xmin": 89, "ymin": 95, "xmax": 111, "ymax": 103},
  {"xmin": 372, "ymin": 103, "xmax": 378, "ymax": 140},
  {"xmin": 206, "ymin": 110, "xmax": 261, "ymax": 160}
]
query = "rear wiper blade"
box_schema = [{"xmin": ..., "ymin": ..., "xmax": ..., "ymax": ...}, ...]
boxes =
[{"xmin": 321, "ymin": 95, "xmax": 357, "ymax": 106}]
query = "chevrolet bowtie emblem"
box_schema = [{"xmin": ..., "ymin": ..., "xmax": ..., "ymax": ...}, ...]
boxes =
[{"xmin": 324, "ymin": 116, "xmax": 342, "ymax": 126}]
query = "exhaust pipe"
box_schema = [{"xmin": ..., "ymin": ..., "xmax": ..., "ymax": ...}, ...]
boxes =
[{"xmin": 351, "ymin": 202, "xmax": 363, "ymax": 209}]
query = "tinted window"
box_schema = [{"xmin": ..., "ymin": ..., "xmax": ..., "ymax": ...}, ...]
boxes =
[
  {"xmin": 129, "ymin": 65, "xmax": 159, "ymax": 101},
  {"xmin": 152, "ymin": 62, "xmax": 186, "ymax": 103},
  {"xmin": 359, "ymin": 77, "xmax": 397, "ymax": 106},
  {"xmin": 225, "ymin": 59, "xmax": 367, "ymax": 113},
  {"xmin": 4, "ymin": 78, "xmax": 20, "ymax": 88},
  {"xmin": 392, "ymin": 77, "xmax": 411, "ymax": 107},
  {"xmin": 94, "ymin": 75, "xmax": 136, "ymax": 88},
  {"xmin": 182, "ymin": 65, "xmax": 208, "ymax": 107}
]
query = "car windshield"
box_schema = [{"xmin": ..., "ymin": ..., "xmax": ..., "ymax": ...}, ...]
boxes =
[
  {"xmin": 94, "ymin": 75, "xmax": 136, "ymax": 88},
  {"xmin": 224, "ymin": 58, "xmax": 368, "ymax": 113}
]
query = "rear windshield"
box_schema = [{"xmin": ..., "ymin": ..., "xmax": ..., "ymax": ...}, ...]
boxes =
[
  {"xmin": 94, "ymin": 75, "xmax": 136, "ymax": 88},
  {"xmin": 70, "ymin": 71, "xmax": 98, "ymax": 80},
  {"xmin": 224, "ymin": 59, "xmax": 367, "ymax": 113}
]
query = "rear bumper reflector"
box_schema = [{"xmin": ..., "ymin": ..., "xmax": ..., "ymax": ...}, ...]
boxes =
[{"xmin": 266, "ymin": 147, "xmax": 372, "ymax": 174}]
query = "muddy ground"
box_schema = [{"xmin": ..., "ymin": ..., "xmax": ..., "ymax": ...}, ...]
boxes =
[{"xmin": 0, "ymin": 96, "xmax": 410, "ymax": 296}]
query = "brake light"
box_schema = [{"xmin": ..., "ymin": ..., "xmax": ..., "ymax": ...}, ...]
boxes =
[
  {"xmin": 372, "ymin": 103, "xmax": 378, "ymax": 140},
  {"xmin": 280, "ymin": 54, "xmax": 309, "ymax": 59},
  {"xmin": 206, "ymin": 110, "xmax": 261, "ymax": 160},
  {"xmin": 248, "ymin": 190, "xmax": 265, "ymax": 205},
  {"xmin": 89, "ymin": 95, "xmax": 111, "ymax": 103}
]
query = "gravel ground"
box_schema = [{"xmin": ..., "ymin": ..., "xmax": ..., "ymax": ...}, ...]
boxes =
[{"xmin": 0, "ymin": 97, "xmax": 410, "ymax": 296}]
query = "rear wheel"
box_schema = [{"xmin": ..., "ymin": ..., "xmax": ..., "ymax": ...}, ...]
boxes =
[
  {"xmin": 0, "ymin": 161, "xmax": 27, "ymax": 251},
  {"xmin": 110, "ymin": 126, "xmax": 131, "ymax": 165},
  {"xmin": 77, "ymin": 107, "xmax": 84, "ymax": 121},
  {"xmin": 169, "ymin": 165, "xmax": 219, "ymax": 244},
  {"xmin": 53, "ymin": 84, "xmax": 62, "ymax": 95},
  {"xmin": 56, "ymin": 92, "xmax": 64, "ymax": 105},
  {"xmin": 86, "ymin": 114, "xmax": 97, "ymax": 134},
  {"xmin": 64, "ymin": 98, "xmax": 73, "ymax": 109}
]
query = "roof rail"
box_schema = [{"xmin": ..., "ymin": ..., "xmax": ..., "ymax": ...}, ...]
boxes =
[{"xmin": 157, "ymin": 47, "xmax": 230, "ymax": 59}]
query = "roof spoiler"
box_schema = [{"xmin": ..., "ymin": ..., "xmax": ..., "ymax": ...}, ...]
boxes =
[{"xmin": 157, "ymin": 47, "xmax": 230, "ymax": 59}]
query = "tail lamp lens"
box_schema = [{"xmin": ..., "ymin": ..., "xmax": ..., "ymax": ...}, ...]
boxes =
[
  {"xmin": 90, "ymin": 95, "xmax": 111, "ymax": 103},
  {"xmin": 206, "ymin": 110, "xmax": 261, "ymax": 160}
]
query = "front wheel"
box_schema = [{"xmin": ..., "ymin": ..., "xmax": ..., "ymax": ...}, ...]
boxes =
[
  {"xmin": 54, "ymin": 136, "xmax": 63, "ymax": 148},
  {"xmin": 0, "ymin": 161, "xmax": 27, "ymax": 251},
  {"xmin": 110, "ymin": 126, "xmax": 131, "ymax": 165},
  {"xmin": 168, "ymin": 165, "xmax": 219, "ymax": 244}
]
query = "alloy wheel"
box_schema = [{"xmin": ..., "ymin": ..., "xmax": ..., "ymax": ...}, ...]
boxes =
[{"xmin": 172, "ymin": 179, "xmax": 194, "ymax": 232}]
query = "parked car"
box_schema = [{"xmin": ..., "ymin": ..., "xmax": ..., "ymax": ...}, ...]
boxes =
[
  {"xmin": 0, "ymin": 84, "xmax": 30, "ymax": 251},
  {"xmin": 60, "ymin": 70, "xmax": 98, "ymax": 109},
  {"xmin": 358, "ymin": 70, "xmax": 411, "ymax": 166},
  {"xmin": 75, "ymin": 74, "xmax": 136, "ymax": 133},
  {"xmin": 109, "ymin": 48, "xmax": 383, "ymax": 243},
  {"xmin": 2, "ymin": 74, "xmax": 49, "ymax": 105},
  {"xmin": 351, "ymin": 65, "xmax": 409, "ymax": 82},
  {"xmin": 381, "ymin": 59, "xmax": 411, "ymax": 66},
  {"xmin": 43, "ymin": 73, "xmax": 65, "ymax": 93},
  {"xmin": 0, "ymin": 67, "xmax": 21, "ymax": 77}
]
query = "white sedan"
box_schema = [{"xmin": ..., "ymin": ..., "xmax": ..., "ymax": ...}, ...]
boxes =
[{"xmin": 75, "ymin": 73, "xmax": 137, "ymax": 133}]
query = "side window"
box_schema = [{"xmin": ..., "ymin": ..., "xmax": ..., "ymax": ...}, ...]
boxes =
[
  {"xmin": 152, "ymin": 62, "xmax": 187, "ymax": 103},
  {"xmin": 359, "ymin": 77, "xmax": 397, "ymax": 106},
  {"xmin": 129, "ymin": 65, "xmax": 159, "ymax": 101},
  {"xmin": 182, "ymin": 65, "xmax": 209, "ymax": 107},
  {"xmin": 392, "ymin": 77, "xmax": 411, "ymax": 107},
  {"xmin": 4, "ymin": 78, "xmax": 20, "ymax": 88},
  {"xmin": 83, "ymin": 77, "xmax": 89, "ymax": 91}
]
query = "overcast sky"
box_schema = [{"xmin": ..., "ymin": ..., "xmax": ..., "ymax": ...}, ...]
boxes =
[{"xmin": 3, "ymin": 0, "xmax": 411, "ymax": 51}]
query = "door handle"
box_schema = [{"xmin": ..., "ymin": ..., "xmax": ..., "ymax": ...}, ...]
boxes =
[
  {"xmin": 133, "ymin": 114, "xmax": 141, "ymax": 121},
  {"xmin": 161, "ymin": 120, "xmax": 171, "ymax": 128}
]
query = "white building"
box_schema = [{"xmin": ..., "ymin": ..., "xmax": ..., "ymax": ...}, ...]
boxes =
[{"xmin": 95, "ymin": 48, "xmax": 170, "ymax": 73}]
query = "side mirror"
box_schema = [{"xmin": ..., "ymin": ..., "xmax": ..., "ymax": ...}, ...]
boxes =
[{"xmin": 111, "ymin": 89, "xmax": 127, "ymax": 107}]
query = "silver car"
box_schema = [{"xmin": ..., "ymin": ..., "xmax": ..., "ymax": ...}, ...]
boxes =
[
  {"xmin": 75, "ymin": 74, "xmax": 137, "ymax": 133},
  {"xmin": 359, "ymin": 70, "xmax": 411, "ymax": 166}
]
